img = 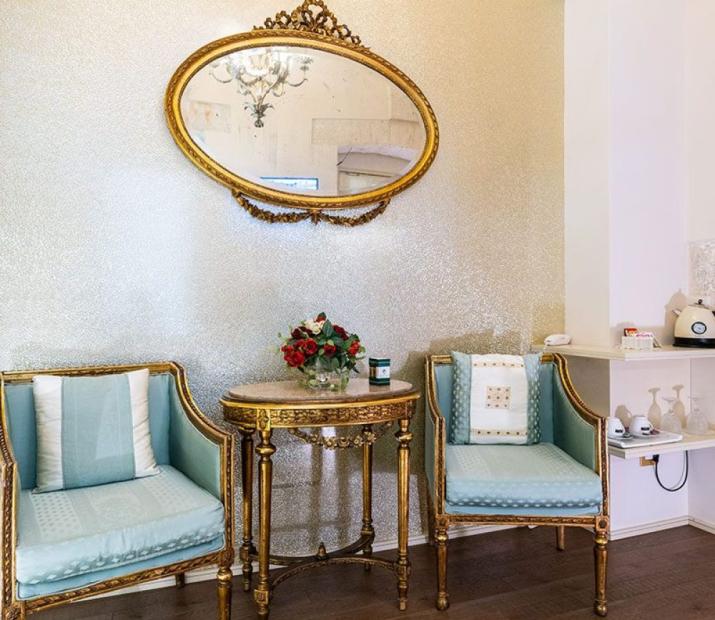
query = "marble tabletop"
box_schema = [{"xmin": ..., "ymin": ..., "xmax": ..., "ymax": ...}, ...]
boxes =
[{"xmin": 225, "ymin": 377, "xmax": 417, "ymax": 405}]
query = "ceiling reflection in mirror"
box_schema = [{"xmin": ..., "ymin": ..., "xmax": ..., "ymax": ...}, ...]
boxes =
[{"xmin": 180, "ymin": 46, "xmax": 428, "ymax": 197}]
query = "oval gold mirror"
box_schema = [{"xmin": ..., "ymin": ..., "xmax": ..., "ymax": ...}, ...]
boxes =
[{"xmin": 165, "ymin": 1, "xmax": 438, "ymax": 225}]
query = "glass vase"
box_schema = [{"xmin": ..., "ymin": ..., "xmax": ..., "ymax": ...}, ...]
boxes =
[{"xmin": 300, "ymin": 360, "xmax": 350, "ymax": 392}]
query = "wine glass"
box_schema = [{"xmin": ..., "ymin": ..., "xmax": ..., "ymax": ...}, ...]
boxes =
[
  {"xmin": 647, "ymin": 387, "xmax": 662, "ymax": 428},
  {"xmin": 687, "ymin": 396, "xmax": 710, "ymax": 435},
  {"xmin": 661, "ymin": 396, "xmax": 682, "ymax": 434},
  {"xmin": 673, "ymin": 385, "xmax": 687, "ymax": 426}
]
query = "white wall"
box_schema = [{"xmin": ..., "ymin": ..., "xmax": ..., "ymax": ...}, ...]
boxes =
[
  {"xmin": 564, "ymin": 0, "xmax": 611, "ymax": 345},
  {"xmin": 0, "ymin": 0, "xmax": 565, "ymax": 554},
  {"xmin": 685, "ymin": 0, "xmax": 715, "ymax": 243},
  {"xmin": 565, "ymin": 0, "xmax": 692, "ymax": 345}
]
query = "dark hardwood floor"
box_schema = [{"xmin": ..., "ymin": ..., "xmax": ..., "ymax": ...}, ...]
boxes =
[{"xmin": 40, "ymin": 526, "xmax": 715, "ymax": 619}]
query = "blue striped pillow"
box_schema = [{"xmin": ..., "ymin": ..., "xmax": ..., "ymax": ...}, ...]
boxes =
[{"xmin": 32, "ymin": 369, "xmax": 159, "ymax": 493}]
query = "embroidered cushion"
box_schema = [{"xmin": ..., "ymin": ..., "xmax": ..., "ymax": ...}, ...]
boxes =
[
  {"xmin": 445, "ymin": 442, "xmax": 602, "ymax": 510},
  {"xmin": 449, "ymin": 352, "xmax": 541, "ymax": 445},
  {"xmin": 32, "ymin": 369, "xmax": 159, "ymax": 492},
  {"xmin": 15, "ymin": 466, "xmax": 225, "ymax": 590}
]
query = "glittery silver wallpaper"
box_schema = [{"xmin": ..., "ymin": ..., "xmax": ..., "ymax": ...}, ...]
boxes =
[{"xmin": 0, "ymin": 1, "xmax": 564, "ymax": 554}]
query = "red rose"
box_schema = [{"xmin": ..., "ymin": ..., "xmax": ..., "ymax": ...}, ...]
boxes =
[
  {"xmin": 281, "ymin": 344, "xmax": 294, "ymax": 354},
  {"xmin": 348, "ymin": 340, "xmax": 360, "ymax": 356},
  {"xmin": 323, "ymin": 343, "xmax": 337, "ymax": 357},
  {"xmin": 333, "ymin": 325, "xmax": 348, "ymax": 339},
  {"xmin": 291, "ymin": 328, "xmax": 305, "ymax": 340},
  {"xmin": 284, "ymin": 350, "xmax": 305, "ymax": 368},
  {"xmin": 298, "ymin": 338, "xmax": 318, "ymax": 355}
]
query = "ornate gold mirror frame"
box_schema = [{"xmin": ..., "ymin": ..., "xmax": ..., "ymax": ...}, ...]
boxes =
[{"xmin": 165, "ymin": 1, "xmax": 439, "ymax": 226}]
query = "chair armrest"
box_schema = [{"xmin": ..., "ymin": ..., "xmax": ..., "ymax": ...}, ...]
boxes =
[
  {"xmin": 550, "ymin": 354, "xmax": 608, "ymax": 480},
  {"xmin": 425, "ymin": 357, "xmax": 448, "ymax": 515},
  {"xmin": 167, "ymin": 364, "xmax": 234, "ymax": 505},
  {"xmin": 1, "ymin": 377, "xmax": 19, "ymax": 608}
]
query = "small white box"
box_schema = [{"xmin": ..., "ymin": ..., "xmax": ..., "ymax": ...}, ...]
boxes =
[{"xmin": 621, "ymin": 335, "xmax": 654, "ymax": 350}]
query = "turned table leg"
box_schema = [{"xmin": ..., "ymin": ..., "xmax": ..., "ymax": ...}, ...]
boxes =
[
  {"xmin": 255, "ymin": 428, "xmax": 275, "ymax": 619},
  {"xmin": 362, "ymin": 424, "xmax": 374, "ymax": 571},
  {"xmin": 396, "ymin": 418, "xmax": 412, "ymax": 611},
  {"xmin": 239, "ymin": 429, "xmax": 255, "ymax": 592}
]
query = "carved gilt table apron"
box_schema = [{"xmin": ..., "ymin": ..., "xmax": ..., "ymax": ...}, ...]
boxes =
[{"xmin": 221, "ymin": 378, "xmax": 419, "ymax": 618}]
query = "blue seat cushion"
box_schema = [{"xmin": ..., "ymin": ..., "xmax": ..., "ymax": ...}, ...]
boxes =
[
  {"xmin": 445, "ymin": 442, "xmax": 602, "ymax": 511},
  {"xmin": 16, "ymin": 466, "xmax": 224, "ymax": 591}
]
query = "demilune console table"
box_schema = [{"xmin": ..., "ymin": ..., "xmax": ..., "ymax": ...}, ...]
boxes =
[{"xmin": 221, "ymin": 378, "xmax": 419, "ymax": 619}]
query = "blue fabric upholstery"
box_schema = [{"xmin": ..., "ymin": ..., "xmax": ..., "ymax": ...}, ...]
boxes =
[
  {"xmin": 429, "ymin": 357, "xmax": 601, "ymax": 517},
  {"xmin": 434, "ymin": 363, "xmax": 453, "ymax": 431},
  {"xmin": 4, "ymin": 374, "xmax": 172, "ymax": 491},
  {"xmin": 445, "ymin": 443, "xmax": 602, "ymax": 510},
  {"xmin": 538, "ymin": 362, "xmax": 554, "ymax": 443},
  {"xmin": 55, "ymin": 373, "xmax": 137, "ymax": 490},
  {"xmin": 18, "ymin": 538, "xmax": 223, "ymax": 599},
  {"xmin": 16, "ymin": 466, "xmax": 224, "ymax": 596},
  {"xmin": 3, "ymin": 385, "xmax": 37, "ymax": 491},
  {"xmin": 552, "ymin": 372, "xmax": 597, "ymax": 470},
  {"xmin": 168, "ymin": 383, "xmax": 221, "ymax": 500},
  {"xmin": 444, "ymin": 502, "xmax": 600, "ymax": 517},
  {"xmin": 425, "ymin": 404, "xmax": 437, "ymax": 499}
]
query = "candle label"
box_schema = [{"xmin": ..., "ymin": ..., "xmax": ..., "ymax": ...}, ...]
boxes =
[{"xmin": 369, "ymin": 358, "xmax": 391, "ymax": 385}]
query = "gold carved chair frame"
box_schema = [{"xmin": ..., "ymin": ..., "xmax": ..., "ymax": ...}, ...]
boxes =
[
  {"xmin": 0, "ymin": 362, "xmax": 235, "ymax": 620},
  {"xmin": 425, "ymin": 353, "xmax": 610, "ymax": 615}
]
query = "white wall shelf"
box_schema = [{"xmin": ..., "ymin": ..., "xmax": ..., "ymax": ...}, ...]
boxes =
[
  {"xmin": 534, "ymin": 343, "xmax": 715, "ymax": 362},
  {"xmin": 609, "ymin": 432, "xmax": 715, "ymax": 459}
]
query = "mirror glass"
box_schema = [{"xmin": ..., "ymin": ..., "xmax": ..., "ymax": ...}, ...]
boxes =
[{"xmin": 180, "ymin": 45, "xmax": 428, "ymax": 197}]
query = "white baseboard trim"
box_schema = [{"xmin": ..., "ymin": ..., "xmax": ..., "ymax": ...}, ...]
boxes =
[
  {"xmin": 88, "ymin": 523, "xmax": 511, "ymax": 601},
  {"xmin": 689, "ymin": 516, "xmax": 715, "ymax": 535},
  {"xmin": 610, "ymin": 515, "xmax": 715, "ymax": 540},
  {"xmin": 610, "ymin": 516, "xmax": 690, "ymax": 541}
]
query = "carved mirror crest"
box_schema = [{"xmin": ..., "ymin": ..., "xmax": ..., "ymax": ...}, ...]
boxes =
[{"xmin": 165, "ymin": 1, "xmax": 439, "ymax": 225}]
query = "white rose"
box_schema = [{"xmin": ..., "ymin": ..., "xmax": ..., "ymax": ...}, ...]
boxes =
[{"xmin": 303, "ymin": 319, "xmax": 324, "ymax": 334}]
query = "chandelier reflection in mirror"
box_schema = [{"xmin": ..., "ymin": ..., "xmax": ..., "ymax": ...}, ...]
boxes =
[{"xmin": 209, "ymin": 48, "xmax": 312, "ymax": 128}]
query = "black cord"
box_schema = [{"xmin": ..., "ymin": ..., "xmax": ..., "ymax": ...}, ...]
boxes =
[{"xmin": 654, "ymin": 451, "xmax": 689, "ymax": 492}]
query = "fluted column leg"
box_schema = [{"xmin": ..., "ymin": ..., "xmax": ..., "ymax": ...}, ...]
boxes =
[
  {"xmin": 255, "ymin": 428, "xmax": 275, "ymax": 619},
  {"xmin": 435, "ymin": 526, "xmax": 449, "ymax": 611},
  {"xmin": 396, "ymin": 418, "xmax": 412, "ymax": 611},
  {"xmin": 362, "ymin": 424, "xmax": 374, "ymax": 571},
  {"xmin": 594, "ymin": 526, "xmax": 608, "ymax": 616},
  {"xmin": 239, "ymin": 429, "xmax": 255, "ymax": 592},
  {"xmin": 217, "ymin": 565, "xmax": 233, "ymax": 620}
]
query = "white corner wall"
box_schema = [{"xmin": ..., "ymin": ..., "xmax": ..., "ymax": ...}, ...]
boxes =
[
  {"xmin": 566, "ymin": 0, "xmax": 694, "ymax": 345},
  {"xmin": 564, "ymin": 0, "xmax": 611, "ymax": 346},
  {"xmin": 685, "ymin": 0, "xmax": 715, "ymax": 243}
]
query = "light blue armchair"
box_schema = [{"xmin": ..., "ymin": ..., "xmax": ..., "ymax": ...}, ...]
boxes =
[
  {"xmin": 0, "ymin": 362, "xmax": 234, "ymax": 620},
  {"xmin": 425, "ymin": 353, "xmax": 609, "ymax": 615}
]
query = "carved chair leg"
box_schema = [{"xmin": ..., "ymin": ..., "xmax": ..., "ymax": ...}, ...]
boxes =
[
  {"xmin": 175, "ymin": 572, "xmax": 186, "ymax": 588},
  {"xmin": 556, "ymin": 525, "xmax": 566, "ymax": 551},
  {"xmin": 218, "ymin": 565, "xmax": 233, "ymax": 620},
  {"xmin": 594, "ymin": 528, "xmax": 608, "ymax": 617},
  {"xmin": 435, "ymin": 526, "xmax": 449, "ymax": 611}
]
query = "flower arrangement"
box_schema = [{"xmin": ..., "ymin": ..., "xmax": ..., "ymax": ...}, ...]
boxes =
[{"xmin": 280, "ymin": 312, "xmax": 365, "ymax": 389}]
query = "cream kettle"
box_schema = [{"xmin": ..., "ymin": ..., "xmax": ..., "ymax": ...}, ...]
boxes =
[{"xmin": 673, "ymin": 300, "xmax": 715, "ymax": 347}]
